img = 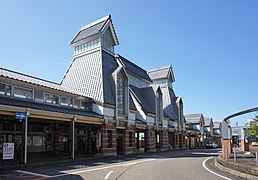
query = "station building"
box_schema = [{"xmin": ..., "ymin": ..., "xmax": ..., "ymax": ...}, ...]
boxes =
[{"xmin": 0, "ymin": 15, "xmax": 187, "ymax": 165}]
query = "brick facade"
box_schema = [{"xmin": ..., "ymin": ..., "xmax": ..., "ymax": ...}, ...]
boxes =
[
  {"xmin": 160, "ymin": 130, "xmax": 169, "ymax": 151},
  {"xmin": 101, "ymin": 124, "xmax": 117, "ymax": 156},
  {"xmin": 146, "ymin": 128, "xmax": 156, "ymax": 152},
  {"xmin": 123, "ymin": 127, "xmax": 135, "ymax": 155}
]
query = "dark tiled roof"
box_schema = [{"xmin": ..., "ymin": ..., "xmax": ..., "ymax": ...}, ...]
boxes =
[
  {"xmin": 71, "ymin": 20, "xmax": 107, "ymax": 44},
  {"xmin": 186, "ymin": 126, "xmax": 200, "ymax": 132},
  {"xmin": 102, "ymin": 51, "xmax": 118, "ymax": 105},
  {"xmin": 71, "ymin": 15, "xmax": 119, "ymax": 45},
  {"xmin": 136, "ymin": 118, "xmax": 147, "ymax": 125},
  {"xmin": 141, "ymin": 87, "xmax": 156, "ymax": 112},
  {"xmin": 213, "ymin": 130, "xmax": 220, "ymax": 136},
  {"xmin": 162, "ymin": 86, "xmax": 178, "ymax": 120},
  {"xmin": 118, "ymin": 55, "xmax": 152, "ymax": 82},
  {"xmin": 129, "ymin": 93, "xmax": 137, "ymax": 111},
  {"xmin": 129, "ymin": 85, "xmax": 155, "ymax": 114},
  {"xmin": 0, "ymin": 96, "xmax": 103, "ymax": 119},
  {"xmin": 204, "ymin": 127, "xmax": 211, "ymax": 134},
  {"xmin": 0, "ymin": 67, "xmax": 85, "ymax": 97}
]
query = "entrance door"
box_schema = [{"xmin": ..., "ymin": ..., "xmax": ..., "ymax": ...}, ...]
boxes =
[{"xmin": 116, "ymin": 130, "xmax": 124, "ymax": 155}]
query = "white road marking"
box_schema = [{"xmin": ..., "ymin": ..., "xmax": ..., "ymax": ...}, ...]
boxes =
[
  {"xmin": 202, "ymin": 157, "xmax": 232, "ymax": 180},
  {"xmin": 63, "ymin": 158, "xmax": 156, "ymax": 176},
  {"xmin": 104, "ymin": 170, "xmax": 113, "ymax": 179},
  {"xmin": 16, "ymin": 158, "xmax": 156, "ymax": 178},
  {"xmin": 15, "ymin": 170, "xmax": 52, "ymax": 178}
]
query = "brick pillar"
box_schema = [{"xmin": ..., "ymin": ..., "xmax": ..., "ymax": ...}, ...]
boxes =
[
  {"xmin": 160, "ymin": 130, "xmax": 169, "ymax": 151},
  {"xmin": 101, "ymin": 124, "xmax": 117, "ymax": 156},
  {"xmin": 123, "ymin": 127, "xmax": 135, "ymax": 155},
  {"xmin": 146, "ymin": 128, "xmax": 156, "ymax": 152},
  {"xmin": 222, "ymin": 139, "xmax": 231, "ymax": 159}
]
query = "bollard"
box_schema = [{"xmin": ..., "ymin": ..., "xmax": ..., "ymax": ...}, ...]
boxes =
[
  {"xmin": 256, "ymin": 151, "xmax": 258, "ymax": 166},
  {"xmin": 233, "ymin": 146, "xmax": 237, "ymax": 162}
]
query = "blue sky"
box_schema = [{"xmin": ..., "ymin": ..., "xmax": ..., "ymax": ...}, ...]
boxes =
[{"xmin": 0, "ymin": 0, "xmax": 258, "ymax": 126}]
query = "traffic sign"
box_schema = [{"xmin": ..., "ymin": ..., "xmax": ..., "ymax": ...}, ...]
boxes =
[{"xmin": 16, "ymin": 112, "xmax": 27, "ymax": 120}]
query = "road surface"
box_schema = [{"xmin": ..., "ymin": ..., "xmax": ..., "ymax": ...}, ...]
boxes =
[{"xmin": 1, "ymin": 149, "xmax": 244, "ymax": 180}]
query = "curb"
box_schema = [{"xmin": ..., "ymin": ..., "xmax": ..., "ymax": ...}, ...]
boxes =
[{"xmin": 215, "ymin": 157, "xmax": 258, "ymax": 180}]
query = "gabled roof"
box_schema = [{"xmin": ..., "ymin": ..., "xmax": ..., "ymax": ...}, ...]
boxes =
[
  {"xmin": 0, "ymin": 67, "xmax": 85, "ymax": 97},
  {"xmin": 162, "ymin": 86, "xmax": 178, "ymax": 120},
  {"xmin": 213, "ymin": 121, "xmax": 221, "ymax": 129},
  {"xmin": 129, "ymin": 93, "xmax": 137, "ymax": 111},
  {"xmin": 213, "ymin": 129, "xmax": 221, "ymax": 136},
  {"xmin": 204, "ymin": 127, "xmax": 211, "ymax": 134},
  {"xmin": 204, "ymin": 117, "xmax": 213, "ymax": 127},
  {"xmin": 117, "ymin": 55, "xmax": 152, "ymax": 83},
  {"xmin": 186, "ymin": 124, "xmax": 200, "ymax": 132},
  {"xmin": 129, "ymin": 85, "xmax": 155, "ymax": 115},
  {"xmin": 71, "ymin": 15, "xmax": 119, "ymax": 45},
  {"xmin": 185, "ymin": 113, "xmax": 203, "ymax": 124},
  {"xmin": 148, "ymin": 65, "xmax": 175, "ymax": 82}
]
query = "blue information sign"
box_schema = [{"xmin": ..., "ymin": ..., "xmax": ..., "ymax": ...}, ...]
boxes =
[{"xmin": 16, "ymin": 112, "xmax": 27, "ymax": 120}]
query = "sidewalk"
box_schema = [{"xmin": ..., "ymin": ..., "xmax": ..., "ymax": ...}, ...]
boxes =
[{"xmin": 216, "ymin": 152, "xmax": 258, "ymax": 179}]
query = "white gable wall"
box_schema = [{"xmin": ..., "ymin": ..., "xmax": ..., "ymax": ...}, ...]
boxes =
[{"xmin": 128, "ymin": 74, "xmax": 150, "ymax": 88}]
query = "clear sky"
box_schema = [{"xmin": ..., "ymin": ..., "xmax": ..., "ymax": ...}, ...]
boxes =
[{"xmin": 0, "ymin": 0, "xmax": 258, "ymax": 126}]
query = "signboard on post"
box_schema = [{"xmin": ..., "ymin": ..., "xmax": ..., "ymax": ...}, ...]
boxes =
[
  {"xmin": 3, "ymin": 143, "xmax": 14, "ymax": 160},
  {"xmin": 16, "ymin": 112, "xmax": 27, "ymax": 121}
]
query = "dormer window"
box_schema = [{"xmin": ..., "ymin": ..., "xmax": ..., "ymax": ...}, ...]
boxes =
[{"xmin": 117, "ymin": 71, "xmax": 128, "ymax": 115}]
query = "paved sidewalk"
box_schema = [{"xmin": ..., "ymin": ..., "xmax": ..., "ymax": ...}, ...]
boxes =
[{"xmin": 216, "ymin": 152, "xmax": 258, "ymax": 179}]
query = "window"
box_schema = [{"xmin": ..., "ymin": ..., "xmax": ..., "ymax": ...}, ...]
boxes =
[
  {"xmin": 0, "ymin": 83, "xmax": 12, "ymax": 96},
  {"xmin": 0, "ymin": 83, "xmax": 5, "ymax": 95},
  {"xmin": 107, "ymin": 130, "xmax": 112, "ymax": 148},
  {"xmin": 45, "ymin": 93, "xmax": 59, "ymax": 104},
  {"xmin": 81, "ymin": 100, "xmax": 91, "ymax": 111},
  {"xmin": 60, "ymin": 97, "xmax": 73, "ymax": 107},
  {"xmin": 14, "ymin": 86, "xmax": 32, "ymax": 100},
  {"xmin": 117, "ymin": 72, "xmax": 127, "ymax": 115},
  {"xmin": 74, "ymin": 99, "xmax": 81, "ymax": 108},
  {"xmin": 34, "ymin": 91, "xmax": 44, "ymax": 103}
]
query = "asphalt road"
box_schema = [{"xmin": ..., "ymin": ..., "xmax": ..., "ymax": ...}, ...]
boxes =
[{"xmin": 0, "ymin": 149, "xmax": 244, "ymax": 180}]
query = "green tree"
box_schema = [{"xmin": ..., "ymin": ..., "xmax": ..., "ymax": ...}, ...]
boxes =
[{"xmin": 246, "ymin": 116, "xmax": 258, "ymax": 142}]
